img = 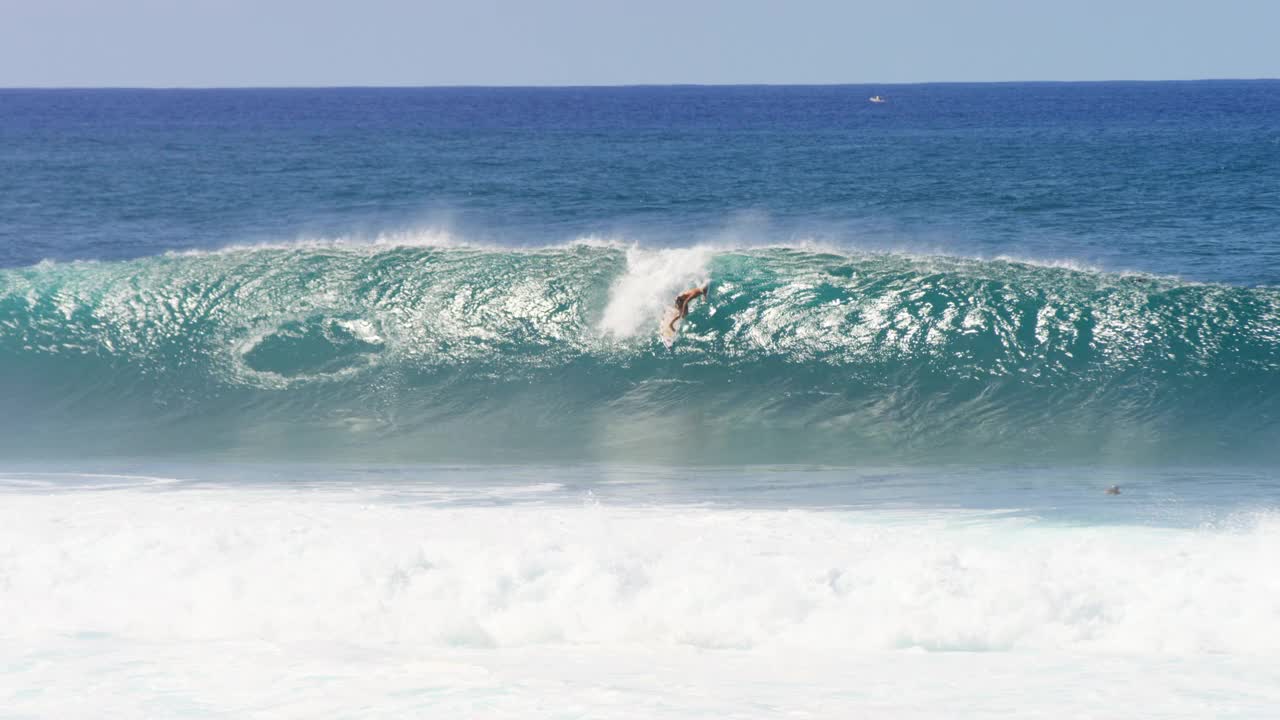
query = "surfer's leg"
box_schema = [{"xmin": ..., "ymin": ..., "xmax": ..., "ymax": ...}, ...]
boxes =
[
  {"xmin": 668, "ymin": 299, "xmax": 687, "ymax": 332},
  {"xmin": 671, "ymin": 306, "xmax": 690, "ymax": 331}
]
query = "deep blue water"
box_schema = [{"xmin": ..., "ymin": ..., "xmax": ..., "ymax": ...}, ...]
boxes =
[
  {"xmin": 4, "ymin": 82, "xmax": 1279, "ymax": 281},
  {"xmin": 1, "ymin": 83, "xmax": 1278, "ymax": 464}
]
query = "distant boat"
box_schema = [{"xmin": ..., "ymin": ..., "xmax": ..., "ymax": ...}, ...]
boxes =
[{"xmin": 869, "ymin": 95, "xmax": 886, "ymax": 104}]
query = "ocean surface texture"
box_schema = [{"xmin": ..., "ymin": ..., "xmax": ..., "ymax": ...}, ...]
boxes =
[{"xmin": 2, "ymin": 83, "xmax": 1279, "ymax": 717}]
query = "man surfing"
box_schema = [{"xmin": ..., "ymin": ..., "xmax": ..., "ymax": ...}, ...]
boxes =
[{"xmin": 667, "ymin": 282, "xmax": 709, "ymax": 333}]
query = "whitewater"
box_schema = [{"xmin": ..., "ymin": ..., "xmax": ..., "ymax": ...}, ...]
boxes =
[{"xmin": 3, "ymin": 467, "xmax": 1280, "ymax": 718}]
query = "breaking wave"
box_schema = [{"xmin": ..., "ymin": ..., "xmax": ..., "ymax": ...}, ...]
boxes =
[{"xmin": 2, "ymin": 239, "xmax": 1278, "ymax": 463}]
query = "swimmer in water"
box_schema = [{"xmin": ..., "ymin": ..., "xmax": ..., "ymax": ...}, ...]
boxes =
[{"xmin": 668, "ymin": 283, "xmax": 709, "ymax": 333}]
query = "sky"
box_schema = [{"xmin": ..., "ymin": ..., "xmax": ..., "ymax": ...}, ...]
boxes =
[{"xmin": 3, "ymin": 0, "xmax": 1278, "ymax": 87}]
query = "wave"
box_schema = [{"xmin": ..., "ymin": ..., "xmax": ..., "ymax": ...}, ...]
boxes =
[{"xmin": 2, "ymin": 240, "xmax": 1278, "ymax": 463}]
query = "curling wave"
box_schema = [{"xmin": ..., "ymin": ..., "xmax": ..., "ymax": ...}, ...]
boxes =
[{"xmin": 2, "ymin": 241, "xmax": 1278, "ymax": 463}]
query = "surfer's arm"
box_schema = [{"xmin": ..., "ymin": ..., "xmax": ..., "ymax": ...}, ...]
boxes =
[
  {"xmin": 669, "ymin": 284, "xmax": 709, "ymax": 330},
  {"xmin": 674, "ymin": 286, "xmax": 708, "ymax": 309}
]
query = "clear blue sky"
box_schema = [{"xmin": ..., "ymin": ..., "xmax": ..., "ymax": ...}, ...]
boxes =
[{"xmin": 4, "ymin": 0, "xmax": 1278, "ymax": 87}]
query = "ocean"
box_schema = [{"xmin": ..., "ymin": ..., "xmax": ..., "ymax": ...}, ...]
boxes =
[{"xmin": 2, "ymin": 82, "xmax": 1279, "ymax": 717}]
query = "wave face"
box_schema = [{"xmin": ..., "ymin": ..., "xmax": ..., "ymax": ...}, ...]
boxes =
[{"xmin": 2, "ymin": 242, "xmax": 1278, "ymax": 463}]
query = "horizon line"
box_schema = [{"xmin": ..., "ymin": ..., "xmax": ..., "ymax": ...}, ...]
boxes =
[{"xmin": 3, "ymin": 77, "xmax": 1278, "ymax": 91}]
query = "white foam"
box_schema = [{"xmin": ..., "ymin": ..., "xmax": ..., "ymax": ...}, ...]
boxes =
[
  {"xmin": 0, "ymin": 472, "xmax": 184, "ymax": 490},
  {"xmin": 165, "ymin": 227, "xmax": 466, "ymax": 256},
  {"xmin": 559, "ymin": 233, "xmax": 631, "ymax": 250},
  {"xmin": 4, "ymin": 485, "xmax": 1278, "ymax": 655},
  {"xmin": 598, "ymin": 245, "xmax": 714, "ymax": 338},
  {"xmin": 3, "ymin": 484, "xmax": 1279, "ymax": 716},
  {"xmin": 13, "ymin": 223, "xmax": 1204, "ymax": 292}
]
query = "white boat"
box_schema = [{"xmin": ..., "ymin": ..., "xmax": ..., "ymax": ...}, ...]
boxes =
[{"xmin": 869, "ymin": 95, "xmax": 886, "ymax": 104}]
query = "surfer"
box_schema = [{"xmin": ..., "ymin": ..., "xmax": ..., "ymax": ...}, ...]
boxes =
[{"xmin": 667, "ymin": 283, "xmax": 709, "ymax": 333}]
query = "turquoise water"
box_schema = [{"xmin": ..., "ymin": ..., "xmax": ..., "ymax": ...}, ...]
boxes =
[{"xmin": 2, "ymin": 244, "xmax": 1277, "ymax": 463}]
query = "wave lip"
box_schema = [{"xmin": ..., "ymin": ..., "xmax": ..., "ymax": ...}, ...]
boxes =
[{"xmin": 1, "ymin": 242, "xmax": 1278, "ymax": 463}]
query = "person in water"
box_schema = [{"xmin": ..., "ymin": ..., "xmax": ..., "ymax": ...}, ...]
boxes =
[{"xmin": 668, "ymin": 283, "xmax": 709, "ymax": 332}]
